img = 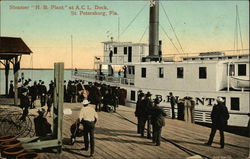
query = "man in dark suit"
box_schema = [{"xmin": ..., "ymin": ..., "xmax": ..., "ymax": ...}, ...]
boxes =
[
  {"xmin": 135, "ymin": 91, "xmax": 144, "ymax": 134},
  {"xmin": 40, "ymin": 81, "xmax": 47, "ymax": 107},
  {"xmin": 140, "ymin": 92, "xmax": 153, "ymax": 139},
  {"xmin": 151, "ymin": 97, "xmax": 166, "ymax": 146},
  {"xmin": 29, "ymin": 81, "xmax": 38, "ymax": 109},
  {"xmin": 205, "ymin": 97, "xmax": 229, "ymax": 148},
  {"xmin": 19, "ymin": 90, "xmax": 30, "ymax": 121},
  {"xmin": 169, "ymin": 92, "xmax": 176, "ymax": 119}
]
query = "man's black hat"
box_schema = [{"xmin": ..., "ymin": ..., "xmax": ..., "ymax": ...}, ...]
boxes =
[{"xmin": 146, "ymin": 92, "xmax": 152, "ymax": 97}]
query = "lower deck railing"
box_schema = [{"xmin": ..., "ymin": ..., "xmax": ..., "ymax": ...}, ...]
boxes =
[{"xmin": 74, "ymin": 73, "xmax": 135, "ymax": 86}]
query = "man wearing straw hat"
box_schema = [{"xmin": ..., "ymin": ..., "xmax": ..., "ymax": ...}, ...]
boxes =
[
  {"xmin": 79, "ymin": 99, "xmax": 98, "ymax": 157},
  {"xmin": 205, "ymin": 97, "xmax": 229, "ymax": 148}
]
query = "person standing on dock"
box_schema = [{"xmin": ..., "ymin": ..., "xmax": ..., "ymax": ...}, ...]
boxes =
[
  {"xmin": 29, "ymin": 81, "xmax": 38, "ymax": 109},
  {"xmin": 19, "ymin": 89, "xmax": 30, "ymax": 121},
  {"xmin": 45, "ymin": 82, "xmax": 54, "ymax": 117},
  {"xmin": 151, "ymin": 97, "xmax": 166, "ymax": 146},
  {"xmin": 93, "ymin": 83, "xmax": 102, "ymax": 112},
  {"xmin": 205, "ymin": 97, "xmax": 229, "ymax": 148},
  {"xmin": 135, "ymin": 91, "xmax": 144, "ymax": 134},
  {"xmin": 8, "ymin": 80, "xmax": 14, "ymax": 98},
  {"xmin": 79, "ymin": 99, "xmax": 98, "ymax": 157},
  {"xmin": 140, "ymin": 92, "xmax": 153, "ymax": 139},
  {"xmin": 184, "ymin": 96, "xmax": 195, "ymax": 123},
  {"xmin": 40, "ymin": 81, "xmax": 47, "ymax": 107},
  {"xmin": 169, "ymin": 92, "xmax": 176, "ymax": 119}
]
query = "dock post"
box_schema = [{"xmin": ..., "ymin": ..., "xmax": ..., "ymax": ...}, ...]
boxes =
[
  {"xmin": 53, "ymin": 62, "xmax": 64, "ymax": 153},
  {"xmin": 5, "ymin": 60, "xmax": 9, "ymax": 96}
]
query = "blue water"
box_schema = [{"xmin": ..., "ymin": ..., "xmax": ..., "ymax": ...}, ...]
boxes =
[{"xmin": 0, "ymin": 69, "xmax": 94, "ymax": 94}]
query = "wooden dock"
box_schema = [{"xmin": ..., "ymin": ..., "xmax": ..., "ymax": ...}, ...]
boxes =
[{"xmin": 39, "ymin": 103, "xmax": 249, "ymax": 159}]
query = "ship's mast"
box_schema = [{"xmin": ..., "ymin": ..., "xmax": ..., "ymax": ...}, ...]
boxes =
[{"xmin": 148, "ymin": 0, "xmax": 159, "ymax": 60}]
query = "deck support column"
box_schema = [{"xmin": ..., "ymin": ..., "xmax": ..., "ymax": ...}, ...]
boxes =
[
  {"xmin": 5, "ymin": 60, "xmax": 10, "ymax": 96},
  {"xmin": 13, "ymin": 56, "xmax": 19, "ymax": 105}
]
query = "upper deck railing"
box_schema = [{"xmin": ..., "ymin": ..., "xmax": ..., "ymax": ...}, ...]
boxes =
[{"xmin": 94, "ymin": 49, "xmax": 249, "ymax": 65}]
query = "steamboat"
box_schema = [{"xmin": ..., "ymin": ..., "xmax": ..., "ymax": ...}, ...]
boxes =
[{"xmin": 74, "ymin": 1, "xmax": 249, "ymax": 128}]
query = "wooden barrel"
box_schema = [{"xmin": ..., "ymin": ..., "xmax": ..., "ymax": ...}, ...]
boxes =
[
  {"xmin": 0, "ymin": 135, "xmax": 17, "ymax": 143},
  {"xmin": 17, "ymin": 152, "xmax": 40, "ymax": 159},
  {"xmin": 1, "ymin": 146, "xmax": 25, "ymax": 158},
  {"xmin": 0, "ymin": 140, "xmax": 22, "ymax": 151}
]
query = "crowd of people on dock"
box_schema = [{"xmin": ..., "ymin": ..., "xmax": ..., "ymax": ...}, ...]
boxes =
[
  {"xmin": 10, "ymin": 78, "xmax": 127, "ymax": 121},
  {"xmin": 134, "ymin": 91, "xmax": 230, "ymax": 148},
  {"xmin": 63, "ymin": 80, "xmax": 127, "ymax": 112},
  {"xmin": 8, "ymin": 78, "xmax": 230, "ymax": 156}
]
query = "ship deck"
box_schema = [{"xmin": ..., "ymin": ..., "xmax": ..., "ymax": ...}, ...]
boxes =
[{"xmin": 40, "ymin": 103, "xmax": 249, "ymax": 159}]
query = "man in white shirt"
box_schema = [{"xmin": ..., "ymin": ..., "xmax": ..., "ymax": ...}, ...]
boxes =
[{"xmin": 79, "ymin": 99, "xmax": 98, "ymax": 157}]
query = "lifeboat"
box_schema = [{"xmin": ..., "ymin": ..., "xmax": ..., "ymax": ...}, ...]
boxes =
[{"xmin": 230, "ymin": 76, "xmax": 250, "ymax": 90}]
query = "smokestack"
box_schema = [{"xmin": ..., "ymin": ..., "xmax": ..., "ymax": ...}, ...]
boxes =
[
  {"xmin": 149, "ymin": 0, "xmax": 159, "ymax": 58},
  {"xmin": 159, "ymin": 40, "xmax": 162, "ymax": 57}
]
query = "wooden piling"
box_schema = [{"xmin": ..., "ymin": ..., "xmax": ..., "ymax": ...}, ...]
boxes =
[{"xmin": 53, "ymin": 62, "xmax": 64, "ymax": 153}]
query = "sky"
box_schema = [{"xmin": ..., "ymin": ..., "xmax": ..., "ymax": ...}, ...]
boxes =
[{"xmin": 0, "ymin": 0, "xmax": 249, "ymax": 69}]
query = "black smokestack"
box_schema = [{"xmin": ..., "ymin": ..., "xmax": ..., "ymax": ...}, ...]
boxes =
[{"xmin": 149, "ymin": 0, "xmax": 159, "ymax": 58}]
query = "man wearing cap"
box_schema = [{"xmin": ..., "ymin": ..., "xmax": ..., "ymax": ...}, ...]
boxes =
[
  {"xmin": 79, "ymin": 100, "xmax": 98, "ymax": 157},
  {"xmin": 205, "ymin": 97, "xmax": 229, "ymax": 148}
]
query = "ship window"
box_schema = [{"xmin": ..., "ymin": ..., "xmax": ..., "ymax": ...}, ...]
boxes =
[
  {"xmin": 128, "ymin": 67, "xmax": 132, "ymax": 74},
  {"xmin": 231, "ymin": 97, "xmax": 240, "ymax": 111},
  {"xmin": 128, "ymin": 66, "xmax": 135, "ymax": 75},
  {"xmin": 141, "ymin": 68, "xmax": 146, "ymax": 78},
  {"xmin": 177, "ymin": 67, "xmax": 183, "ymax": 78},
  {"xmin": 114, "ymin": 47, "xmax": 117, "ymax": 54},
  {"xmin": 124, "ymin": 47, "xmax": 127, "ymax": 55},
  {"xmin": 131, "ymin": 90, "xmax": 136, "ymax": 101},
  {"xmin": 199, "ymin": 67, "xmax": 207, "ymax": 79},
  {"xmin": 159, "ymin": 67, "xmax": 164, "ymax": 78},
  {"xmin": 238, "ymin": 64, "xmax": 246, "ymax": 76}
]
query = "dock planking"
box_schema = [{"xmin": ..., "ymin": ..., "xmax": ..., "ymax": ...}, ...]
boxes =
[{"xmin": 38, "ymin": 103, "xmax": 249, "ymax": 159}]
